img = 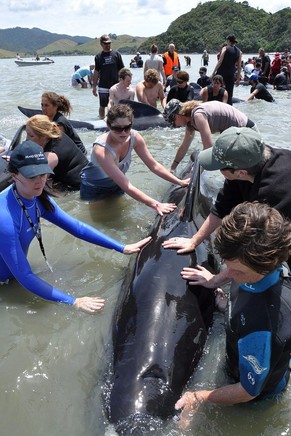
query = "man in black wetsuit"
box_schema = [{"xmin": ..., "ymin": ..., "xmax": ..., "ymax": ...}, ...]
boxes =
[
  {"xmin": 258, "ymin": 48, "xmax": 271, "ymax": 84},
  {"xmin": 92, "ymin": 34, "xmax": 124, "ymax": 119},
  {"xmin": 211, "ymin": 34, "xmax": 242, "ymax": 105},
  {"xmin": 246, "ymin": 73, "xmax": 275, "ymax": 102}
]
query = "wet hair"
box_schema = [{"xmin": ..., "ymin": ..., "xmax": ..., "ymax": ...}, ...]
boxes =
[
  {"xmin": 150, "ymin": 44, "xmax": 158, "ymax": 54},
  {"xmin": 41, "ymin": 92, "xmax": 72, "ymax": 116},
  {"xmin": 212, "ymin": 74, "xmax": 224, "ymax": 85},
  {"xmin": 144, "ymin": 69, "xmax": 159, "ymax": 84},
  {"xmin": 119, "ymin": 67, "xmax": 132, "ymax": 80},
  {"xmin": 214, "ymin": 201, "xmax": 291, "ymax": 275},
  {"xmin": 106, "ymin": 104, "xmax": 133, "ymax": 125},
  {"xmin": 176, "ymin": 70, "xmax": 189, "ymax": 82},
  {"xmin": 8, "ymin": 162, "xmax": 55, "ymax": 211},
  {"xmin": 26, "ymin": 114, "xmax": 61, "ymax": 139}
]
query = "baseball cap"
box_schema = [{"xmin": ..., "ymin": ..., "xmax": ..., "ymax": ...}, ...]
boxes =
[
  {"xmin": 172, "ymin": 66, "xmax": 180, "ymax": 71},
  {"xmin": 100, "ymin": 34, "xmax": 111, "ymax": 44},
  {"xmin": 10, "ymin": 140, "xmax": 54, "ymax": 178},
  {"xmin": 227, "ymin": 34, "xmax": 238, "ymax": 44},
  {"xmin": 249, "ymin": 73, "xmax": 258, "ymax": 81},
  {"xmin": 198, "ymin": 127, "xmax": 264, "ymax": 171},
  {"xmin": 163, "ymin": 99, "xmax": 182, "ymax": 124}
]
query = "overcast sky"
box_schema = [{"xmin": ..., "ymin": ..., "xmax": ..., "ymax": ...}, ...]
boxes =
[{"xmin": 0, "ymin": 0, "xmax": 289, "ymax": 38}]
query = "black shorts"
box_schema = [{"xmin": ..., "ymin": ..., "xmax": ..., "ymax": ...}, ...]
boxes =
[{"xmin": 99, "ymin": 92, "xmax": 109, "ymax": 108}]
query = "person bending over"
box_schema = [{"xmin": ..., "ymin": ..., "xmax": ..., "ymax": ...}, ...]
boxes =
[{"xmin": 80, "ymin": 104, "xmax": 189, "ymax": 215}]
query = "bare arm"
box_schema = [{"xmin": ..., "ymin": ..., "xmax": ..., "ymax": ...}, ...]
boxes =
[
  {"xmin": 93, "ymin": 143, "xmax": 177, "ymax": 216},
  {"xmin": 176, "ymin": 383, "xmax": 255, "ymax": 429},
  {"xmin": 246, "ymin": 88, "xmax": 259, "ymax": 101},
  {"xmin": 44, "ymin": 151, "xmax": 58, "ymax": 171},
  {"xmin": 199, "ymin": 87, "xmax": 208, "ymax": 102},
  {"xmin": 92, "ymin": 70, "xmax": 99, "ymax": 96},
  {"xmin": 222, "ymin": 89, "xmax": 229, "ymax": 103},
  {"xmin": 212, "ymin": 47, "xmax": 226, "ymax": 77},
  {"xmin": 162, "ymin": 212, "xmax": 222, "ymax": 253},
  {"xmin": 235, "ymin": 52, "xmax": 242, "ymax": 86},
  {"xmin": 170, "ymin": 128, "xmax": 195, "ymax": 171},
  {"xmin": 157, "ymin": 83, "xmax": 166, "ymax": 108}
]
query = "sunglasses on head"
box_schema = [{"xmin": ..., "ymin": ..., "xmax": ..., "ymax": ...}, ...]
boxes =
[{"xmin": 109, "ymin": 123, "xmax": 132, "ymax": 133}]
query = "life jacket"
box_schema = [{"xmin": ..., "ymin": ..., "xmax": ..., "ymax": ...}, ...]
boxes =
[{"xmin": 163, "ymin": 51, "xmax": 179, "ymax": 77}]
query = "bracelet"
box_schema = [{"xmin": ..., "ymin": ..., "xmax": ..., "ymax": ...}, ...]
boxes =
[{"xmin": 174, "ymin": 160, "xmax": 180, "ymax": 164}]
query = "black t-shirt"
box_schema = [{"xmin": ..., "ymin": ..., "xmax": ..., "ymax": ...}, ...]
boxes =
[{"xmin": 94, "ymin": 50, "xmax": 124, "ymax": 89}]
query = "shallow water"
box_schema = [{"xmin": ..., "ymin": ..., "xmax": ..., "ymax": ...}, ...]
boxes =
[{"xmin": 0, "ymin": 53, "xmax": 291, "ymax": 436}]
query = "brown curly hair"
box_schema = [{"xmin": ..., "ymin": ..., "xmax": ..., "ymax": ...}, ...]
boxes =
[{"xmin": 214, "ymin": 201, "xmax": 291, "ymax": 275}]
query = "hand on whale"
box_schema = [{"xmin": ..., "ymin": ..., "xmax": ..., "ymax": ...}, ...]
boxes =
[
  {"xmin": 162, "ymin": 235, "xmax": 196, "ymax": 253},
  {"xmin": 175, "ymin": 391, "xmax": 200, "ymax": 430},
  {"xmin": 123, "ymin": 236, "xmax": 152, "ymax": 254}
]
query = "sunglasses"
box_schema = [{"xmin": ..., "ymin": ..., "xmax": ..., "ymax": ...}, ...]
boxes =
[
  {"xmin": 102, "ymin": 41, "xmax": 111, "ymax": 45},
  {"xmin": 199, "ymin": 71, "xmax": 205, "ymax": 74},
  {"xmin": 110, "ymin": 123, "xmax": 132, "ymax": 133},
  {"xmin": 176, "ymin": 80, "xmax": 185, "ymax": 84}
]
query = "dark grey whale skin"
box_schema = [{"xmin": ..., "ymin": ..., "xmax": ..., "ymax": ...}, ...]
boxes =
[{"xmin": 106, "ymin": 154, "xmax": 219, "ymax": 434}]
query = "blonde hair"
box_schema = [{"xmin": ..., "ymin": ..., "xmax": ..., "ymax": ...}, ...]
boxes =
[
  {"xmin": 26, "ymin": 114, "xmax": 61, "ymax": 139},
  {"xmin": 178, "ymin": 100, "xmax": 202, "ymax": 116}
]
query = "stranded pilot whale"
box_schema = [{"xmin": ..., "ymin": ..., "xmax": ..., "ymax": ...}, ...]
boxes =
[
  {"xmin": 18, "ymin": 100, "xmax": 169, "ymax": 131},
  {"xmin": 104, "ymin": 153, "xmax": 219, "ymax": 434}
]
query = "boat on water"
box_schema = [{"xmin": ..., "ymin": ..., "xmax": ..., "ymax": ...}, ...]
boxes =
[{"xmin": 15, "ymin": 57, "xmax": 54, "ymax": 66}]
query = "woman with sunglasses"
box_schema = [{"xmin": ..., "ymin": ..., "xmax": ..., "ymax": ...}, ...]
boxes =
[
  {"xmin": 0, "ymin": 140, "xmax": 151, "ymax": 314},
  {"xmin": 80, "ymin": 104, "xmax": 189, "ymax": 216}
]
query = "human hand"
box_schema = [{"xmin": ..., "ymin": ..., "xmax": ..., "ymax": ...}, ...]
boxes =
[
  {"xmin": 155, "ymin": 202, "xmax": 177, "ymax": 216},
  {"xmin": 92, "ymin": 87, "xmax": 98, "ymax": 97},
  {"xmin": 175, "ymin": 391, "xmax": 200, "ymax": 429},
  {"xmin": 123, "ymin": 236, "xmax": 152, "ymax": 254},
  {"xmin": 162, "ymin": 236, "xmax": 196, "ymax": 254},
  {"xmin": 179, "ymin": 177, "xmax": 190, "ymax": 187},
  {"xmin": 181, "ymin": 265, "xmax": 214, "ymax": 287},
  {"xmin": 73, "ymin": 296, "xmax": 105, "ymax": 313}
]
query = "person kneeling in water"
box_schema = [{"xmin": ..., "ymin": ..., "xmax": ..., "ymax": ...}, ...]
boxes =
[{"xmin": 0, "ymin": 140, "xmax": 150, "ymax": 313}]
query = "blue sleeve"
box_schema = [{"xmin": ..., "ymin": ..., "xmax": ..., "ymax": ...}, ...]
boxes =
[
  {"xmin": 41, "ymin": 199, "xmax": 125, "ymax": 253},
  {"xmin": 238, "ymin": 331, "xmax": 271, "ymax": 396},
  {"xmin": 0, "ymin": 216, "xmax": 75, "ymax": 305}
]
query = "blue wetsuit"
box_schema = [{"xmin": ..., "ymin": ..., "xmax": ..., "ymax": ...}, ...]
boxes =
[
  {"xmin": 0, "ymin": 185, "xmax": 125, "ymax": 304},
  {"xmin": 226, "ymin": 267, "xmax": 291, "ymax": 398}
]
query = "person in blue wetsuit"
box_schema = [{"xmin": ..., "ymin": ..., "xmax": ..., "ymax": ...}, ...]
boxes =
[
  {"xmin": 0, "ymin": 140, "xmax": 150, "ymax": 313},
  {"xmin": 175, "ymin": 202, "xmax": 291, "ymax": 428}
]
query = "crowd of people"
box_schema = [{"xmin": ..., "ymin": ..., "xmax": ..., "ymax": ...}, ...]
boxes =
[{"xmin": 2, "ymin": 32, "xmax": 291, "ymax": 430}]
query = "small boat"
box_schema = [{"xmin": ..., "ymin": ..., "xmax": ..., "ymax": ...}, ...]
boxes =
[{"xmin": 15, "ymin": 57, "xmax": 54, "ymax": 66}]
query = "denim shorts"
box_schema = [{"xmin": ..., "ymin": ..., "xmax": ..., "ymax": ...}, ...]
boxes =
[{"xmin": 80, "ymin": 178, "xmax": 124, "ymax": 201}]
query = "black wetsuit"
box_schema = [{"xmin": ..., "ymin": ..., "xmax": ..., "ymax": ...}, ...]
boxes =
[
  {"xmin": 197, "ymin": 75, "xmax": 211, "ymax": 88},
  {"xmin": 44, "ymin": 132, "xmax": 88, "ymax": 189},
  {"xmin": 53, "ymin": 112, "xmax": 86, "ymax": 155},
  {"xmin": 166, "ymin": 84, "xmax": 195, "ymax": 103},
  {"xmin": 217, "ymin": 45, "xmax": 241, "ymax": 105},
  {"xmin": 226, "ymin": 267, "xmax": 291, "ymax": 398},
  {"xmin": 206, "ymin": 85, "xmax": 226, "ymax": 102},
  {"xmin": 274, "ymin": 72, "xmax": 289, "ymax": 90}
]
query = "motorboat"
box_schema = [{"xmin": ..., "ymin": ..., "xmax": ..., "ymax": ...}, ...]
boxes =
[{"xmin": 15, "ymin": 57, "xmax": 54, "ymax": 66}]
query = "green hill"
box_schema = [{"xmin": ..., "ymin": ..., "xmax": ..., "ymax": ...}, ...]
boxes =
[{"xmin": 138, "ymin": 1, "xmax": 291, "ymax": 53}]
